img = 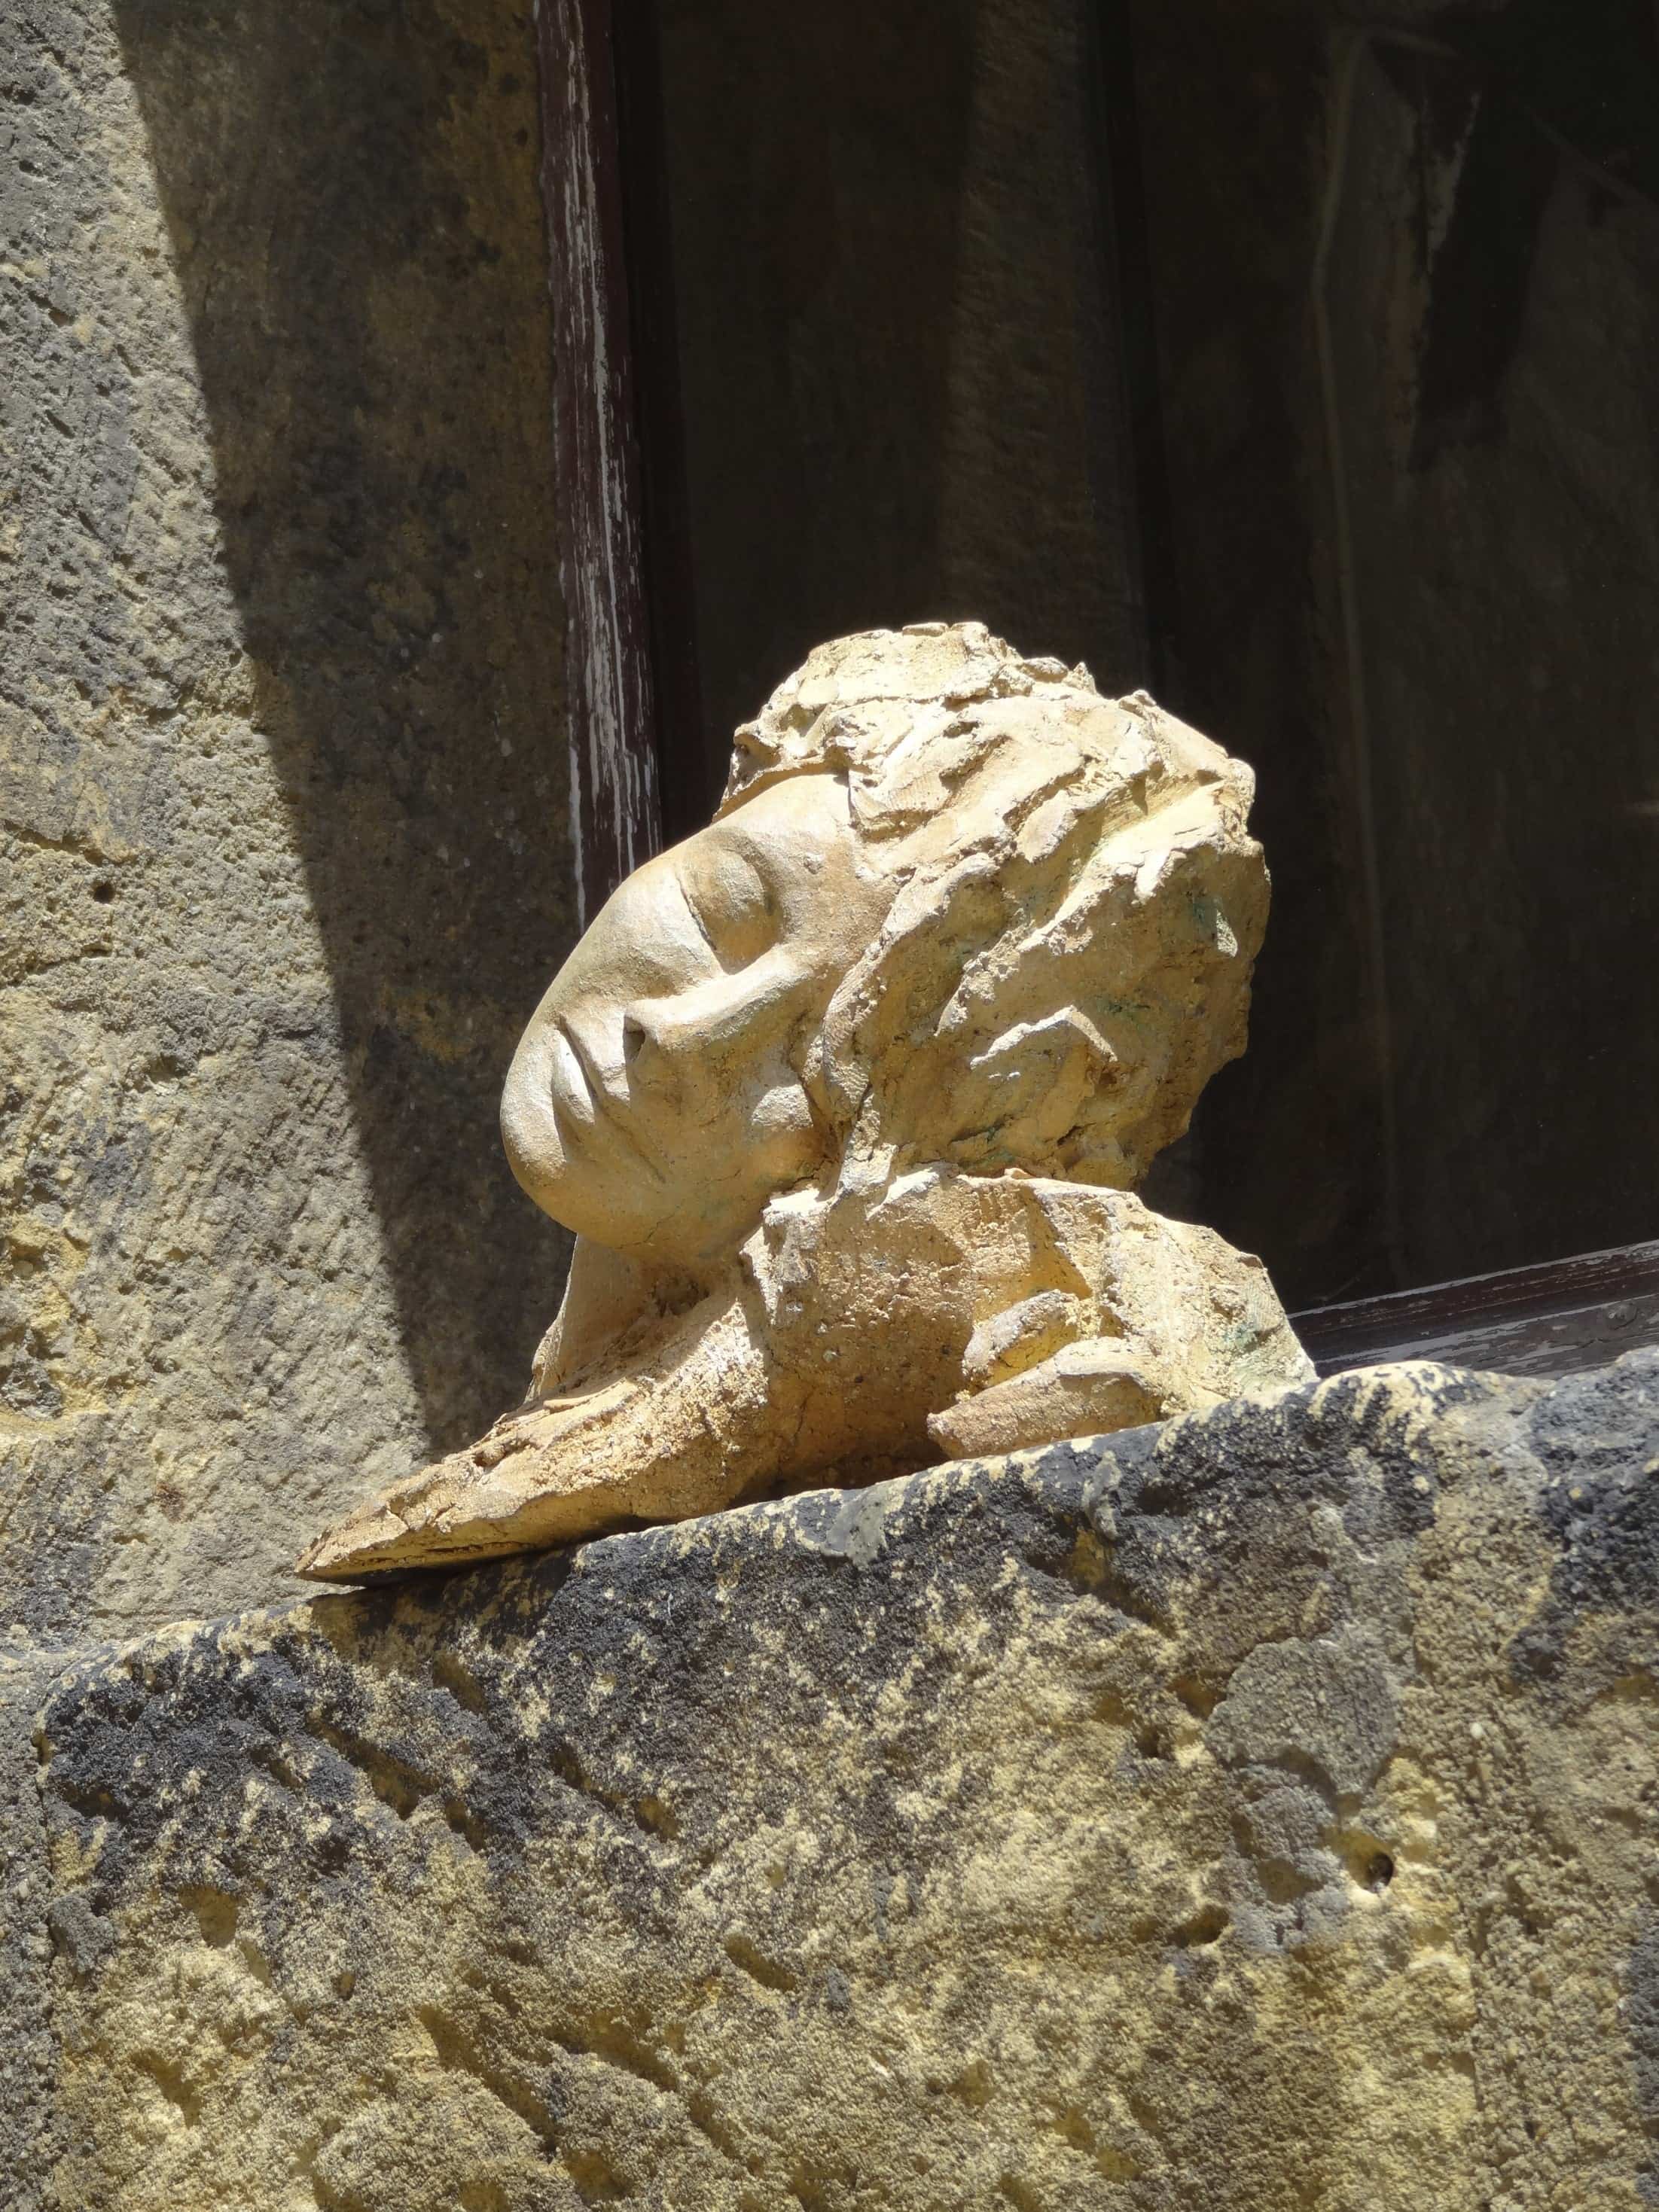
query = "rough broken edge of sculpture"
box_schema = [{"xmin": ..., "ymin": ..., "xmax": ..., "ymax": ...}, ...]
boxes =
[{"xmin": 299, "ymin": 1173, "xmax": 1312, "ymax": 1580}]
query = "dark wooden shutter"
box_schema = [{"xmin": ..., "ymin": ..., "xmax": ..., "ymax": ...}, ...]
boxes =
[{"xmin": 537, "ymin": 0, "xmax": 663, "ymax": 921}]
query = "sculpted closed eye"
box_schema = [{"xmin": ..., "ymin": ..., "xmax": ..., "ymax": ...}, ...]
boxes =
[
  {"xmin": 681, "ymin": 858, "xmax": 777, "ymax": 972},
  {"xmin": 707, "ymin": 896, "xmax": 776, "ymax": 970}
]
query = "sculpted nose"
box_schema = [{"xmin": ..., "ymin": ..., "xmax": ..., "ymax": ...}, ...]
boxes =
[
  {"xmin": 619, "ymin": 1001, "xmax": 680, "ymax": 1095},
  {"xmin": 618, "ymin": 995, "xmax": 723, "ymax": 1102}
]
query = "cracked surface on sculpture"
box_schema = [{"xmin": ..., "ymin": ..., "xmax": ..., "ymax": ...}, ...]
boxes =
[{"xmin": 301, "ymin": 623, "xmax": 1312, "ymax": 1580}]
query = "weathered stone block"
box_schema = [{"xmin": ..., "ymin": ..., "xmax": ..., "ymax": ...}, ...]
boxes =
[
  {"xmin": 0, "ymin": 0, "xmax": 575, "ymax": 1644},
  {"xmin": 21, "ymin": 1355, "xmax": 1659, "ymax": 2208}
]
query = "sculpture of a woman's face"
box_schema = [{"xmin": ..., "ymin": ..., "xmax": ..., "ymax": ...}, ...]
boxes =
[
  {"xmin": 298, "ymin": 626, "xmax": 1298, "ymax": 1586},
  {"xmin": 504, "ymin": 621, "xmax": 1267, "ymax": 1285},
  {"xmin": 502, "ymin": 772, "xmax": 889, "ymax": 1271}
]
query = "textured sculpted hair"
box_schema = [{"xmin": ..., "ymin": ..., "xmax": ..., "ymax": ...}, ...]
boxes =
[{"xmin": 720, "ymin": 622, "xmax": 1269, "ymax": 1193}]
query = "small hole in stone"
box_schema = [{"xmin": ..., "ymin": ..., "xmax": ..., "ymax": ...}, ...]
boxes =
[
  {"xmin": 1366, "ymin": 1851, "xmax": 1395, "ymax": 1891},
  {"xmin": 1170, "ymin": 1670, "xmax": 1223, "ymax": 1720},
  {"xmin": 92, "ymin": 880, "xmax": 114, "ymax": 903},
  {"xmin": 1136, "ymin": 1725, "xmax": 1174, "ymax": 1761},
  {"xmin": 1170, "ymin": 1903, "xmax": 1229, "ymax": 1948}
]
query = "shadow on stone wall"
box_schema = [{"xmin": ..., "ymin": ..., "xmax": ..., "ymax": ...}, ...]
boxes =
[{"xmin": 110, "ymin": 0, "xmax": 577, "ymax": 1448}]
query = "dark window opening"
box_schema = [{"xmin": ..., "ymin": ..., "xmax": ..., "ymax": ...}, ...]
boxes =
[{"xmin": 606, "ymin": 0, "xmax": 1659, "ymax": 1330}]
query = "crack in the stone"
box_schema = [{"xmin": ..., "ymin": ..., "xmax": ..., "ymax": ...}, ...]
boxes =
[{"xmin": 303, "ymin": 1713, "xmax": 490, "ymax": 1851}]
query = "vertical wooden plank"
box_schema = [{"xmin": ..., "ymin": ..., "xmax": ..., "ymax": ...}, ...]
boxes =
[
  {"xmin": 537, "ymin": 0, "xmax": 663, "ymax": 922},
  {"xmin": 610, "ymin": 0, "xmax": 717, "ymax": 842},
  {"xmin": 1084, "ymin": 0, "xmax": 1177, "ymax": 702}
]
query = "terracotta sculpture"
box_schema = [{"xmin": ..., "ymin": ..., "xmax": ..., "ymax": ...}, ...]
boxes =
[{"xmin": 300, "ymin": 623, "xmax": 1310, "ymax": 1580}]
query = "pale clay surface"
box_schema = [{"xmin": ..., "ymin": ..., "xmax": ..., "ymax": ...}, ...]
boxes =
[{"xmin": 302, "ymin": 623, "xmax": 1312, "ymax": 1579}]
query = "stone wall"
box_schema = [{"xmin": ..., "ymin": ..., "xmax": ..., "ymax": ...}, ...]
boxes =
[
  {"xmin": 1, "ymin": 0, "xmax": 577, "ymax": 1644},
  {"xmin": 8, "ymin": 1357, "xmax": 1657, "ymax": 2207}
]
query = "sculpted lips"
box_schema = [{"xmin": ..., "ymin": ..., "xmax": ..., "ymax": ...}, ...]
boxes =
[
  {"xmin": 547, "ymin": 1017, "xmax": 601, "ymax": 1137},
  {"xmin": 548, "ymin": 1015, "xmax": 666, "ymax": 1187}
]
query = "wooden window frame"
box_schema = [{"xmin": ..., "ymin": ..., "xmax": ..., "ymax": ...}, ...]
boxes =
[{"xmin": 1294, "ymin": 1241, "xmax": 1659, "ymax": 1381}]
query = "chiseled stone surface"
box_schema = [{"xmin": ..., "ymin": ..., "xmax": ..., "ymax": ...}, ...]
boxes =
[
  {"xmin": 22, "ymin": 1355, "xmax": 1659, "ymax": 2209},
  {"xmin": 0, "ymin": 0, "xmax": 573, "ymax": 1644}
]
